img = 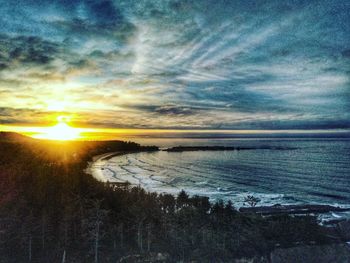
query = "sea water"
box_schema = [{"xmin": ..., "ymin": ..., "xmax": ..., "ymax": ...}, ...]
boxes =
[{"xmin": 96, "ymin": 138, "xmax": 350, "ymax": 219}]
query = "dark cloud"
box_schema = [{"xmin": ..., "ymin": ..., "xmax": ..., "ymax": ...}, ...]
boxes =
[
  {"xmin": 0, "ymin": 35, "xmax": 59, "ymax": 70},
  {"xmin": 155, "ymin": 105, "xmax": 195, "ymax": 116},
  {"xmin": 342, "ymin": 49, "xmax": 350, "ymax": 58},
  {"xmin": 115, "ymin": 103, "xmax": 197, "ymax": 117},
  {"xmin": 0, "ymin": 63, "xmax": 8, "ymax": 71},
  {"xmin": 52, "ymin": 17, "xmax": 136, "ymax": 42},
  {"xmin": 0, "ymin": 107, "xmax": 49, "ymax": 125},
  {"xmin": 231, "ymin": 119, "xmax": 350, "ymax": 131},
  {"xmin": 88, "ymin": 1, "xmax": 123, "ymax": 26}
]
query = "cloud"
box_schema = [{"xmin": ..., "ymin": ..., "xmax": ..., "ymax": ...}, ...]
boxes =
[
  {"xmin": 0, "ymin": 35, "xmax": 59, "ymax": 70},
  {"xmin": 0, "ymin": 107, "xmax": 49, "ymax": 125},
  {"xmin": 0, "ymin": 0, "xmax": 349, "ymax": 130},
  {"xmin": 155, "ymin": 105, "xmax": 195, "ymax": 116}
]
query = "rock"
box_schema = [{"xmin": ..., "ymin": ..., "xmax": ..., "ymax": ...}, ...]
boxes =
[
  {"xmin": 239, "ymin": 204, "xmax": 350, "ymax": 215},
  {"xmin": 337, "ymin": 220, "xmax": 350, "ymax": 241},
  {"xmin": 270, "ymin": 243, "xmax": 350, "ymax": 263}
]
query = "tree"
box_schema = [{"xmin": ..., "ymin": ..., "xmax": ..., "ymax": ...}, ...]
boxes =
[
  {"xmin": 82, "ymin": 199, "xmax": 109, "ymax": 263},
  {"xmin": 176, "ymin": 190, "xmax": 190, "ymax": 209},
  {"xmin": 244, "ymin": 195, "xmax": 261, "ymax": 207},
  {"xmin": 159, "ymin": 194, "xmax": 176, "ymax": 214}
]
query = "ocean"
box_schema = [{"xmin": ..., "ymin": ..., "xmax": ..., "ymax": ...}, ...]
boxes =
[{"xmin": 91, "ymin": 138, "xmax": 350, "ymax": 220}]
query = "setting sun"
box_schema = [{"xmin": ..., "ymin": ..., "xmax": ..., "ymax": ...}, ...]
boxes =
[{"xmin": 33, "ymin": 116, "xmax": 81, "ymax": 141}]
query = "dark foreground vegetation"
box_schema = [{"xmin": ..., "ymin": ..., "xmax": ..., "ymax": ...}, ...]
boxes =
[{"xmin": 0, "ymin": 132, "xmax": 344, "ymax": 262}]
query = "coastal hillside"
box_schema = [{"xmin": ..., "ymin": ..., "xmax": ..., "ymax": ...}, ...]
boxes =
[{"xmin": 0, "ymin": 134, "xmax": 349, "ymax": 262}]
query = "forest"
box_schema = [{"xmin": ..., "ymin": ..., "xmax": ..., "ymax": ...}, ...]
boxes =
[{"xmin": 0, "ymin": 132, "xmax": 341, "ymax": 262}]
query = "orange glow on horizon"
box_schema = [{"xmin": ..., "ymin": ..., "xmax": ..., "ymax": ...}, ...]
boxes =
[
  {"xmin": 31, "ymin": 116, "xmax": 81, "ymax": 141},
  {"xmin": 0, "ymin": 122, "xmax": 349, "ymax": 142}
]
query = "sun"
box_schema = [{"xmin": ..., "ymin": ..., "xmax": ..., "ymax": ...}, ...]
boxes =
[{"xmin": 33, "ymin": 116, "xmax": 81, "ymax": 141}]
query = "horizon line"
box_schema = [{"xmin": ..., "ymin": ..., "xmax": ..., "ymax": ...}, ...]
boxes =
[{"xmin": 1, "ymin": 125, "xmax": 350, "ymax": 136}]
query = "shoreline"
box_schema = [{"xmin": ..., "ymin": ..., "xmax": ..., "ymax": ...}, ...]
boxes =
[
  {"xmin": 86, "ymin": 151, "xmax": 143, "ymax": 183},
  {"xmin": 86, "ymin": 150, "xmax": 350, "ymax": 224}
]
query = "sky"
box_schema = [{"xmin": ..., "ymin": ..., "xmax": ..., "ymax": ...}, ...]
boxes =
[{"xmin": 0, "ymin": 0, "xmax": 349, "ymax": 132}]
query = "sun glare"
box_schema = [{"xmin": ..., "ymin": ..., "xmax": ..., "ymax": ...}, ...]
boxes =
[{"xmin": 33, "ymin": 116, "xmax": 80, "ymax": 141}]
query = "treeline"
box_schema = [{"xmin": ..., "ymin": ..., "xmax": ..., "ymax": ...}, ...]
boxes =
[{"xmin": 0, "ymin": 134, "xmax": 334, "ymax": 262}]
